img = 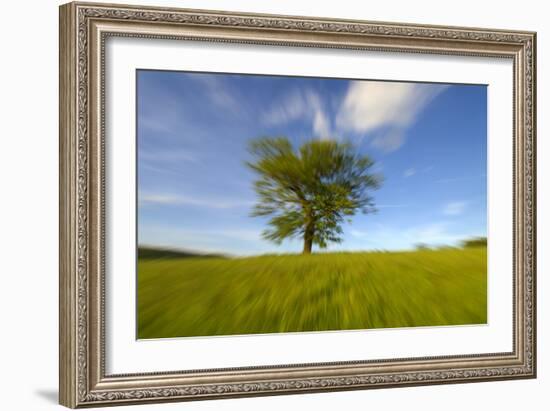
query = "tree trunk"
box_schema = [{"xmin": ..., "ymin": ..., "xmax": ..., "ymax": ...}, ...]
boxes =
[{"xmin": 302, "ymin": 220, "xmax": 314, "ymax": 254}]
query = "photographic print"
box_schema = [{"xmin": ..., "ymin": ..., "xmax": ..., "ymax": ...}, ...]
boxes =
[
  {"xmin": 136, "ymin": 70, "xmax": 487, "ymax": 339},
  {"xmin": 60, "ymin": 5, "xmax": 536, "ymax": 405}
]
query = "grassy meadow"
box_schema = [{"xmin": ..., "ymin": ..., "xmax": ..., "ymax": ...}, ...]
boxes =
[{"xmin": 137, "ymin": 246, "xmax": 487, "ymax": 339}]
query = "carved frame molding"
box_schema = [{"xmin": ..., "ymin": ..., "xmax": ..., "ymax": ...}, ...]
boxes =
[{"xmin": 59, "ymin": 2, "xmax": 536, "ymax": 408}]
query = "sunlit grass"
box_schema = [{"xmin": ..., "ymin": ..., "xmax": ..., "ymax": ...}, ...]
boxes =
[{"xmin": 137, "ymin": 247, "xmax": 487, "ymax": 339}]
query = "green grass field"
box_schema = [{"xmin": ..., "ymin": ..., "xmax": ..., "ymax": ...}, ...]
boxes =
[{"xmin": 137, "ymin": 247, "xmax": 487, "ymax": 339}]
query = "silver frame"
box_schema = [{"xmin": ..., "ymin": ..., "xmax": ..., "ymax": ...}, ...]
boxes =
[{"xmin": 59, "ymin": 2, "xmax": 536, "ymax": 408}]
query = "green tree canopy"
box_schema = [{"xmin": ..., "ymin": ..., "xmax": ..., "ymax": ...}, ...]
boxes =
[
  {"xmin": 247, "ymin": 137, "xmax": 382, "ymax": 254},
  {"xmin": 461, "ymin": 237, "xmax": 487, "ymax": 248}
]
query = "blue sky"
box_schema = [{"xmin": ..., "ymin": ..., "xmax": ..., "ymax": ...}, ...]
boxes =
[{"xmin": 137, "ymin": 70, "xmax": 487, "ymax": 255}]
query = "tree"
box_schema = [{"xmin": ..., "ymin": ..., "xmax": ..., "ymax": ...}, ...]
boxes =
[
  {"xmin": 461, "ymin": 237, "xmax": 487, "ymax": 248},
  {"xmin": 246, "ymin": 137, "xmax": 382, "ymax": 254}
]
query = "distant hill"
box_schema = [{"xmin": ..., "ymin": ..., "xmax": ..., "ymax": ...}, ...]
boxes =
[
  {"xmin": 461, "ymin": 237, "xmax": 487, "ymax": 248},
  {"xmin": 138, "ymin": 246, "xmax": 227, "ymax": 260}
]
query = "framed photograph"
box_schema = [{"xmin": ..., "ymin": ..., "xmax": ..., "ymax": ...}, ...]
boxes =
[{"xmin": 59, "ymin": 1, "xmax": 536, "ymax": 408}]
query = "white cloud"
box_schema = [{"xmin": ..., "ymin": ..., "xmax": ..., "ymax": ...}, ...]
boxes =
[
  {"xmin": 371, "ymin": 130, "xmax": 406, "ymax": 152},
  {"xmin": 262, "ymin": 82, "xmax": 447, "ymax": 147},
  {"xmin": 140, "ymin": 193, "xmax": 253, "ymax": 209},
  {"xmin": 190, "ymin": 74, "xmax": 242, "ymax": 114},
  {"xmin": 337, "ymin": 82, "xmax": 416, "ymax": 132},
  {"xmin": 415, "ymin": 222, "xmax": 454, "ymax": 242},
  {"xmin": 262, "ymin": 91, "xmax": 307, "ymax": 125},
  {"xmin": 313, "ymin": 109, "xmax": 331, "ymax": 138},
  {"xmin": 403, "ymin": 168, "xmax": 416, "ymax": 178},
  {"xmin": 139, "ymin": 226, "xmax": 263, "ymax": 256},
  {"xmin": 336, "ymin": 81, "xmax": 447, "ymax": 151},
  {"xmin": 350, "ymin": 229, "xmax": 370, "ymax": 238},
  {"xmin": 139, "ymin": 150, "xmax": 199, "ymax": 164},
  {"xmin": 263, "ymin": 89, "xmax": 333, "ymax": 139},
  {"xmin": 349, "ymin": 221, "xmax": 468, "ymax": 249},
  {"xmin": 443, "ymin": 201, "xmax": 468, "ymax": 216}
]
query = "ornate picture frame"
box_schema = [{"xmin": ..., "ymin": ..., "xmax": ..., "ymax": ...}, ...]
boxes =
[{"xmin": 59, "ymin": 1, "xmax": 536, "ymax": 408}]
